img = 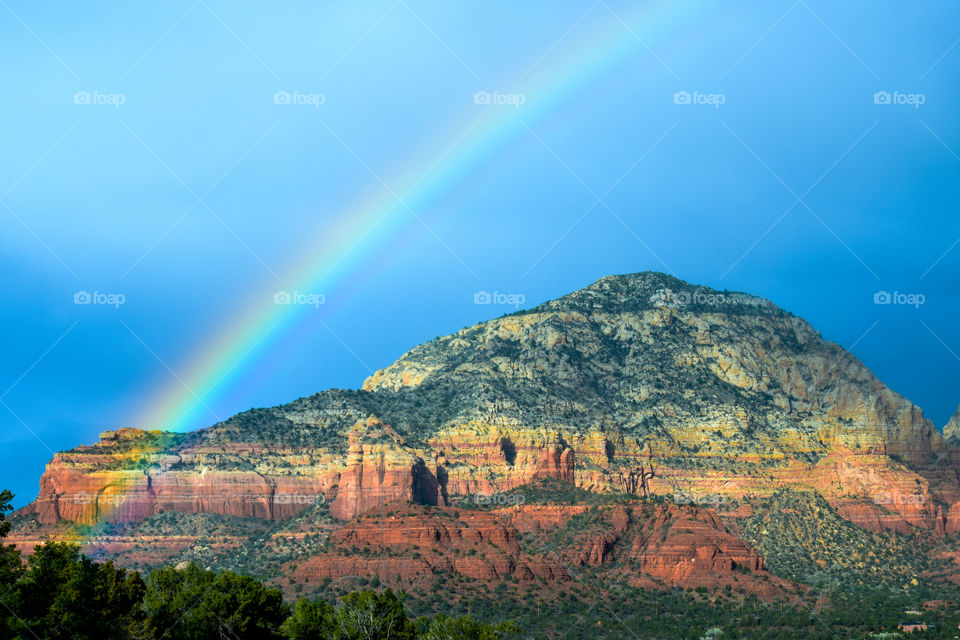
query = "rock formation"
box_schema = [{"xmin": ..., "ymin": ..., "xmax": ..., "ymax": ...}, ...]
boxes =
[
  {"xmin": 291, "ymin": 502, "xmax": 570, "ymax": 584},
  {"xmin": 11, "ymin": 272, "xmax": 960, "ymax": 598},
  {"xmin": 944, "ymin": 405, "xmax": 960, "ymax": 445}
]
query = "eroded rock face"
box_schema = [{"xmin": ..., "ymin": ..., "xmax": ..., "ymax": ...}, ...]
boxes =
[
  {"xmin": 32, "ymin": 430, "xmax": 341, "ymax": 526},
  {"xmin": 34, "ymin": 462, "xmax": 340, "ymax": 525},
  {"xmin": 17, "ymin": 273, "xmax": 960, "ymax": 538},
  {"xmin": 291, "ymin": 502, "xmax": 570, "ymax": 584},
  {"xmin": 487, "ymin": 499, "xmax": 793, "ymax": 598},
  {"xmin": 329, "ymin": 418, "xmax": 448, "ymax": 520},
  {"xmin": 633, "ymin": 505, "xmax": 763, "ymax": 577}
]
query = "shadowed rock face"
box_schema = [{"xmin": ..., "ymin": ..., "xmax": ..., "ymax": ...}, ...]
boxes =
[{"xmin": 18, "ymin": 272, "xmax": 958, "ymax": 534}]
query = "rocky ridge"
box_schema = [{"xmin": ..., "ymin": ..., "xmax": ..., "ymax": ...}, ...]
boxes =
[
  {"xmin": 12, "ymin": 272, "xmax": 960, "ymax": 597},
  {"xmin": 944, "ymin": 405, "xmax": 960, "ymax": 445}
]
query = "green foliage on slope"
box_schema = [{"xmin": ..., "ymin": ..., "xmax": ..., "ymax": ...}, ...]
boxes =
[
  {"xmin": 739, "ymin": 490, "xmax": 942, "ymax": 593},
  {"xmin": 1, "ymin": 537, "xmax": 518, "ymax": 640}
]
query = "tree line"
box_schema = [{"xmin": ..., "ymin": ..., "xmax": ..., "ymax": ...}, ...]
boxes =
[{"xmin": 0, "ymin": 490, "xmax": 518, "ymax": 640}]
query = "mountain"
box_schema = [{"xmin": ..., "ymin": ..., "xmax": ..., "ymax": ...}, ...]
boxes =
[
  {"xmin": 944, "ymin": 405, "xmax": 960, "ymax": 445},
  {"xmin": 11, "ymin": 272, "xmax": 960, "ymax": 611}
]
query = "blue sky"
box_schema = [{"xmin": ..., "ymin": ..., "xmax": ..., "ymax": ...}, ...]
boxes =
[{"xmin": 2, "ymin": 0, "xmax": 959, "ymax": 507}]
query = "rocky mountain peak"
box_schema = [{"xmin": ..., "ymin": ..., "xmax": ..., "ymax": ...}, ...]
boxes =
[
  {"xmin": 360, "ymin": 272, "xmax": 938, "ymax": 466},
  {"xmin": 526, "ymin": 272, "xmax": 780, "ymax": 317},
  {"xmin": 944, "ymin": 404, "xmax": 960, "ymax": 444}
]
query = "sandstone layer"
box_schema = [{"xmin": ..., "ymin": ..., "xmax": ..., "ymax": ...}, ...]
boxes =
[{"xmin": 291, "ymin": 502, "xmax": 570, "ymax": 584}]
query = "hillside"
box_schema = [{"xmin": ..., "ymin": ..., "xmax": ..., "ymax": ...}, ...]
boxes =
[{"xmin": 11, "ymin": 272, "xmax": 960, "ymax": 613}]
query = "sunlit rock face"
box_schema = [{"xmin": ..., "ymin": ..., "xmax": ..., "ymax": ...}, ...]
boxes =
[
  {"xmin": 20, "ymin": 272, "xmax": 959, "ymax": 535},
  {"xmin": 944, "ymin": 405, "xmax": 960, "ymax": 445},
  {"xmin": 291, "ymin": 501, "xmax": 571, "ymax": 584}
]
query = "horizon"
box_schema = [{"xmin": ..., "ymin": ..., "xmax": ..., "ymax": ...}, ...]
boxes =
[{"xmin": 3, "ymin": 0, "xmax": 959, "ymax": 511}]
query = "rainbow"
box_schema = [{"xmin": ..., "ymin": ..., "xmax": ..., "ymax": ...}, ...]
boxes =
[{"xmin": 139, "ymin": 2, "xmax": 715, "ymax": 431}]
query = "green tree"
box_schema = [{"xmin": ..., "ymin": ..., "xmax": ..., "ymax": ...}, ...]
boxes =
[
  {"xmin": 141, "ymin": 562, "xmax": 214, "ymax": 637},
  {"xmin": 0, "ymin": 489, "xmax": 14, "ymax": 539},
  {"xmin": 333, "ymin": 589, "xmax": 415, "ymax": 640},
  {"xmin": 422, "ymin": 613, "xmax": 520, "ymax": 639},
  {"xmin": 280, "ymin": 598, "xmax": 336, "ymax": 639},
  {"xmin": 0, "ymin": 490, "xmax": 23, "ymax": 639},
  {"xmin": 142, "ymin": 562, "xmax": 288, "ymax": 640},
  {"xmin": 13, "ymin": 542, "xmax": 144, "ymax": 640}
]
